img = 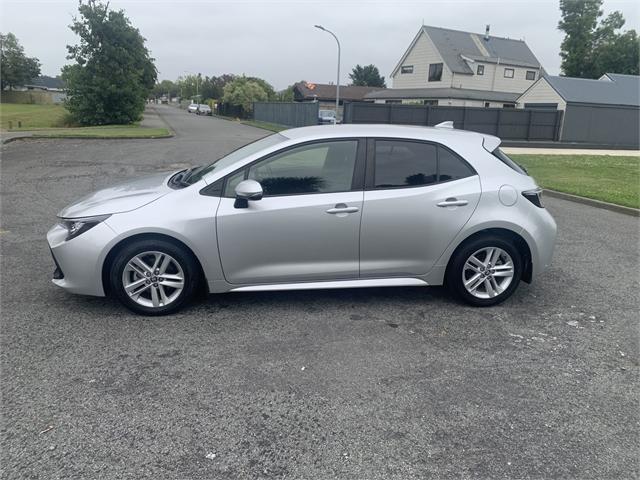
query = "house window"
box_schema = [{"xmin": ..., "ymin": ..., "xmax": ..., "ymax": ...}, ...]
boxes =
[
  {"xmin": 502, "ymin": 103, "xmax": 516, "ymax": 109},
  {"xmin": 423, "ymin": 100, "xmax": 438, "ymax": 106},
  {"xmin": 385, "ymin": 100, "xmax": 402, "ymax": 104},
  {"xmin": 504, "ymin": 68, "xmax": 514, "ymax": 78},
  {"xmin": 428, "ymin": 63, "xmax": 443, "ymax": 82},
  {"xmin": 400, "ymin": 65, "xmax": 414, "ymax": 74},
  {"xmin": 484, "ymin": 102, "xmax": 490, "ymax": 108},
  {"xmin": 526, "ymin": 70, "xmax": 536, "ymax": 81},
  {"xmin": 477, "ymin": 65, "xmax": 485, "ymax": 75}
]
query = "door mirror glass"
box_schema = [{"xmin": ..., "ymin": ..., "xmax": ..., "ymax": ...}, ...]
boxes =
[{"xmin": 234, "ymin": 179, "xmax": 263, "ymax": 208}]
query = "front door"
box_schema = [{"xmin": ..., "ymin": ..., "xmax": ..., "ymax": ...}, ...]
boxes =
[{"xmin": 216, "ymin": 139, "xmax": 364, "ymax": 285}]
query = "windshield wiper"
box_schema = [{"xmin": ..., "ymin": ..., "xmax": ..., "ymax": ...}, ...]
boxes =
[
  {"xmin": 170, "ymin": 167, "xmax": 196, "ymax": 188},
  {"xmin": 181, "ymin": 165, "xmax": 205, "ymax": 184}
]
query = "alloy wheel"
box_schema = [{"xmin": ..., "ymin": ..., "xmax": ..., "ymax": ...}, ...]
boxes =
[
  {"xmin": 462, "ymin": 247, "xmax": 514, "ymax": 299},
  {"xmin": 122, "ymin": 251, "xmax": 185, "ymax": 308}
]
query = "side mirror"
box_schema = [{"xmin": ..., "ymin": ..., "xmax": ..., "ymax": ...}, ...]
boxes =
[{"xmin": 234, "ymin": 180, "xmax": 263, "ymax": 208}]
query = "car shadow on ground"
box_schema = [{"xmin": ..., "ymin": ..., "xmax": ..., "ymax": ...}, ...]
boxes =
[{"xmin": 59, "ymin": 283, "xmax": 535, "ymax": 322}]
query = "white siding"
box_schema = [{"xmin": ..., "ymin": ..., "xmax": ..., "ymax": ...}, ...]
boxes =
[
  {"xmin": 391, "ymin": 31, "xmax": 453, "ymax": 89},
  {"xmin": 493, "ymin": 65, "xmax": 541, "ymax": 93},
  {"xmin": 451, "ymin": 62, "xmax": 541, "ymax": 93},
  {"xmin": 516, "ymin": 78, "xmax": 566, "ymax": 110}
]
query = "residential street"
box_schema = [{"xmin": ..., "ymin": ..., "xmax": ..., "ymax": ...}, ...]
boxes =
[{"xmin": 1, "ymin": 105, "xmax": 638, "ymax": 479}]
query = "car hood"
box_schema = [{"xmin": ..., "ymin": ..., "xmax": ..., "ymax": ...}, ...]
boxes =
[{"xmin": 58, "ymin": 171, "xmax": 177, "ymax": 218}]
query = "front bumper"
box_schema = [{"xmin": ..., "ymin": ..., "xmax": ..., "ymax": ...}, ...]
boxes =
[{"xmin": 47, "ymin": 221, "xmax": 118, "ymax": 296}]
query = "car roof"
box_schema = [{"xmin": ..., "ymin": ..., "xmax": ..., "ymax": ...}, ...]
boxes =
[{"xmin": 280, "ymin": 124, "xmax": 499, "ymax": 148}]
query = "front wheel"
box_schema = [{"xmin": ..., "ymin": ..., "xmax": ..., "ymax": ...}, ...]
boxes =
[
  {"xmin": 447, "ymin": 236, "xmax": 522, "ymax": 307},
  {"xmin": 110, "ymin": 239, "xmax": 199, "ymax": 315}
]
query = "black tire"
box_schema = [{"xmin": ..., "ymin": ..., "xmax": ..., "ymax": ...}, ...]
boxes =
[
  {"xmin": 447, "ymin": 235, "xmax": 522, "ymax": 307},
  {"xmin": 110, "ymin": 239, "xmax": 199, "ymax": 316}
]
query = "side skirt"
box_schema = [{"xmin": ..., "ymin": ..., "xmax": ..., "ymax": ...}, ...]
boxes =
[{"xmin": 228, "ymin": 277, "xmax": 429, "ymax": 293}]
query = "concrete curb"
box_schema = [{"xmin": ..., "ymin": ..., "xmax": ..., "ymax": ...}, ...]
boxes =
[
  {"xmin": 544, "ymin": 189, "xmax": 639, "ymax": 217},
  {"xmin": 2, "ymin": 133, "xmax": 173, "ymax": 144}
]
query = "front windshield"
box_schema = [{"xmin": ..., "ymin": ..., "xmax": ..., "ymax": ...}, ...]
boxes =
[{"xmin": 186, "ymin": 133, "xmax": 288, "ymax": 184}]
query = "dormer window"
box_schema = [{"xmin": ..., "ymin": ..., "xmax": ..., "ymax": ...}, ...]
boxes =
[
  {"xmin": 428, "ymin": 63, "xmax": 443, "ymax": 82},
  {"xmin": 477, "ymin": 65, "xmax": 485, "ymax": 75},
  {"xmin": 400, "ymin": 65, "xmax": 414, "ymax": 74}
]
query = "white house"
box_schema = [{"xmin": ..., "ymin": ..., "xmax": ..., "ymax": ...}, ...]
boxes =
[{"xmin": 365, "ymin": 25, "xmax": 544, "ymax": 108}]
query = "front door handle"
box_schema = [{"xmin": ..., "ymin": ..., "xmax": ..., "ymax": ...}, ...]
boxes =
[
  {"xmin": 437, "ymin": 198, "xmax": 469, "ymax": 207},
  {"xmin": 326, "ymin": 203, "xmax": 359, "ymax": 214}
]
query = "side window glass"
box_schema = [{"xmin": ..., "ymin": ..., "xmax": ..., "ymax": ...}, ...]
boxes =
[
  {"xmin": 248, "ymin": 140, "xmax": 358, "ymax": 196},
  {"xmin": 374, "ymin": 140, "xmax": 437, "ymax": 188},
  {"xmin": 438, "ymin": 147, "xmax": 475, "ymax": 182},
  {"xmin": 224, "ymin": 169, "xmax": 246, "ymax": 197}
]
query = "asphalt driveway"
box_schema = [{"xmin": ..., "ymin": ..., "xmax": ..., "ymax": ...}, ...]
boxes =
[{"xmin": 1, "ymin": 105, "xmax": 638, "ymax": 479}]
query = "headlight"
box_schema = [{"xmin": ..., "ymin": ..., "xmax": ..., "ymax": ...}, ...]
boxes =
[{"xmin": 59, "ymin": 214, "xmax": 111, "ymax": 241}]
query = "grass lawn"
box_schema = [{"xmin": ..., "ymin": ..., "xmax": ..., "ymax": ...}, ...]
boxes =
[
  {"xmin": 0, "ymin": 103, "xmax": 170, "ymax": 138},
  {"xmin": 511, "ymin": 154, "xmax": 640, "ymax": 209},
  {"xmin": 32, "ymin": 126, "xmax": 170, "ymax": 139},
  {"xmin": 0, "ymin": 103, "xmax": 67, "ymax": 129},
  {"xmin": 240, "ymin": 120, "xmax": 287, "ymax": 132}
]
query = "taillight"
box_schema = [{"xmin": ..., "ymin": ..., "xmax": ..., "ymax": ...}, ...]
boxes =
[{"xmin": 522, "ymin": 188, "xmax": 544, "ymax": 208}]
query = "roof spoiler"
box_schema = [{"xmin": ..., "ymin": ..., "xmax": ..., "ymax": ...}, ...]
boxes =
[
  {"xmin": 435, "ymin": 121, "xmax": 455, "ymax": 129},
  {"xmin": 482, "ymin": 136, "xmax": 501, "ymax": 152}
]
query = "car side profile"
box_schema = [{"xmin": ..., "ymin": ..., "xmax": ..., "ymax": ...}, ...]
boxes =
[{"xmin": 47, "ymin": 124, "xmax": 556, "ymax": 315}]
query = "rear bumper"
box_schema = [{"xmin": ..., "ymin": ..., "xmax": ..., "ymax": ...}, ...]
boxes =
[{"xmin": 524, "ymin": 207, "xmax": 557, "ymax": 279}]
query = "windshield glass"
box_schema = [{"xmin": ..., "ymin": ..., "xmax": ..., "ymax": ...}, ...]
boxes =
[{"xmin": 186, "ymin": 133, "xmax": 288, "ymax": 184}]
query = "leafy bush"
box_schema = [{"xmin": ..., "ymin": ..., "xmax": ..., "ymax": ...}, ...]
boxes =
[{"xmin": 62, "ymin": 0, "xmax": 156, "ymax": 126}]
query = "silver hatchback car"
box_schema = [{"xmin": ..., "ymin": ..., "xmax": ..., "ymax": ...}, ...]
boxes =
[{"xmin": 47, "ymin": 124, "xmax": 556, "ymax": 315}]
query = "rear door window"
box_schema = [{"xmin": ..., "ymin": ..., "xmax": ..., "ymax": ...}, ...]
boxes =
[{"xmin": 373, "ymin": 140, "xmax": 437, "ymax": 188}]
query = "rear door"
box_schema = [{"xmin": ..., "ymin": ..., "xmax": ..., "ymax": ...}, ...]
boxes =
[{"xmin": 359, "ymin": 138, "xmax": 481, "ymax": 277}]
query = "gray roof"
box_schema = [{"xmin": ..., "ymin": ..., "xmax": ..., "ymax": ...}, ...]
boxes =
[
  {"xmin": 393, "ymin": 25, "xmax": 542, "ymax": 76},
  {"xmin": 364, "ymin": 87, "xmax": 519, "ymax": 103},
  {"xmin": 542, "ymin": 74, "xmax": 640, "ymax": 107}
]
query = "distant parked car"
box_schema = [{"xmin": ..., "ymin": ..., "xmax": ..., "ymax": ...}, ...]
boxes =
[
  {"xmin": 160, "ymin": 96, "xmax": 169, "ymax": 104},
  {"xmin": 187, "ymin": 103, "xmax": 199, "ymax": 113},
  {"xmin": 197, "ymin": 104, "xmax": 212, "ymax": 116},
  {"xmin": 318, "ymin": 109, "xmax": 337, "ymax": 124}
]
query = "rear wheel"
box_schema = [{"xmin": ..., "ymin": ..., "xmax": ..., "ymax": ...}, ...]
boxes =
[
  {"xmin": 448, "ymin": 235, "xmax": 522, "ymax": 306},
  {"xmin": 110, "ymin": 239, "xmax": 199, "ymax": 315}
]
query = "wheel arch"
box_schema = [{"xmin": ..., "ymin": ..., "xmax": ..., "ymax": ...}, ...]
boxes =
[
  {"xmin": 101, "ymin": 232, "xmax": 208, "ymax": 296},
  {"xmin": 444, "ymin": 227, "xmax": 533, "ymax": 284}
]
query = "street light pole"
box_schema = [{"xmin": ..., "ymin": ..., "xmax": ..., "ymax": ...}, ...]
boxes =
[{"xmin": 315, "ymin": 25, "xmax": 340, "ymax": 123}]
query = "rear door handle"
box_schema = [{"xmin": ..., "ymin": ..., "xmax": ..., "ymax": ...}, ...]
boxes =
[
  {"xmin": 437, "ymin": 198, "xmax": 469, "ymax": 207},
  {"xmin": 326, "ymin": 203, "xmax": 359, "ymax": 214}
]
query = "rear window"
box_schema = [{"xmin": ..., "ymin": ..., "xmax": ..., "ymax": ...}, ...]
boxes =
[{"xmin": 491, "ymin": 148, "xmax": 528, "ymax": 175}]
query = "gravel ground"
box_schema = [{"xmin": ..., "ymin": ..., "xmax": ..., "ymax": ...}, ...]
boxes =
[{"xmin": 1, "ymin": 105, "xmax": 638, "ymax": 479}]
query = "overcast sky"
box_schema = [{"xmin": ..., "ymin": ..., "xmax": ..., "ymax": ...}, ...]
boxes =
[{"xmin": 2, "ymin": 0, "xmax": 638, "ymax": 89}]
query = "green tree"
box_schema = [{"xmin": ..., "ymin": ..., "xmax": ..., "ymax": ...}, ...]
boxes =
[
  {"xmin": 0, "ymin": 32, "xmax": 41, "ymax": 90},
  {"xmin": 221, "ymin": 76, "xmax": 269, "ymax": 111},
  {"xmin": 558, "ymin": 0, "xmax": 639, "ymax": 77},
  {"xmin": 348, "ymin": 64, "xmax": 386, "ymax": 87},
  {"xmin": 152, "ymin": 79, "xmax": 178, "ymax": 98},
  {"xmin": 62, "ymin": 0, "xmax": 157, "ymax": 125}
]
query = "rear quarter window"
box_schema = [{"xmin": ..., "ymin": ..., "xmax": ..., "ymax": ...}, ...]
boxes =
[
  {"xmin": 491, "ymin": 148, "xmax": 528, "ymax": 175},
  {"xmin": 437, "ymin": 146, "xmax": 475, "ymax": 182}
]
